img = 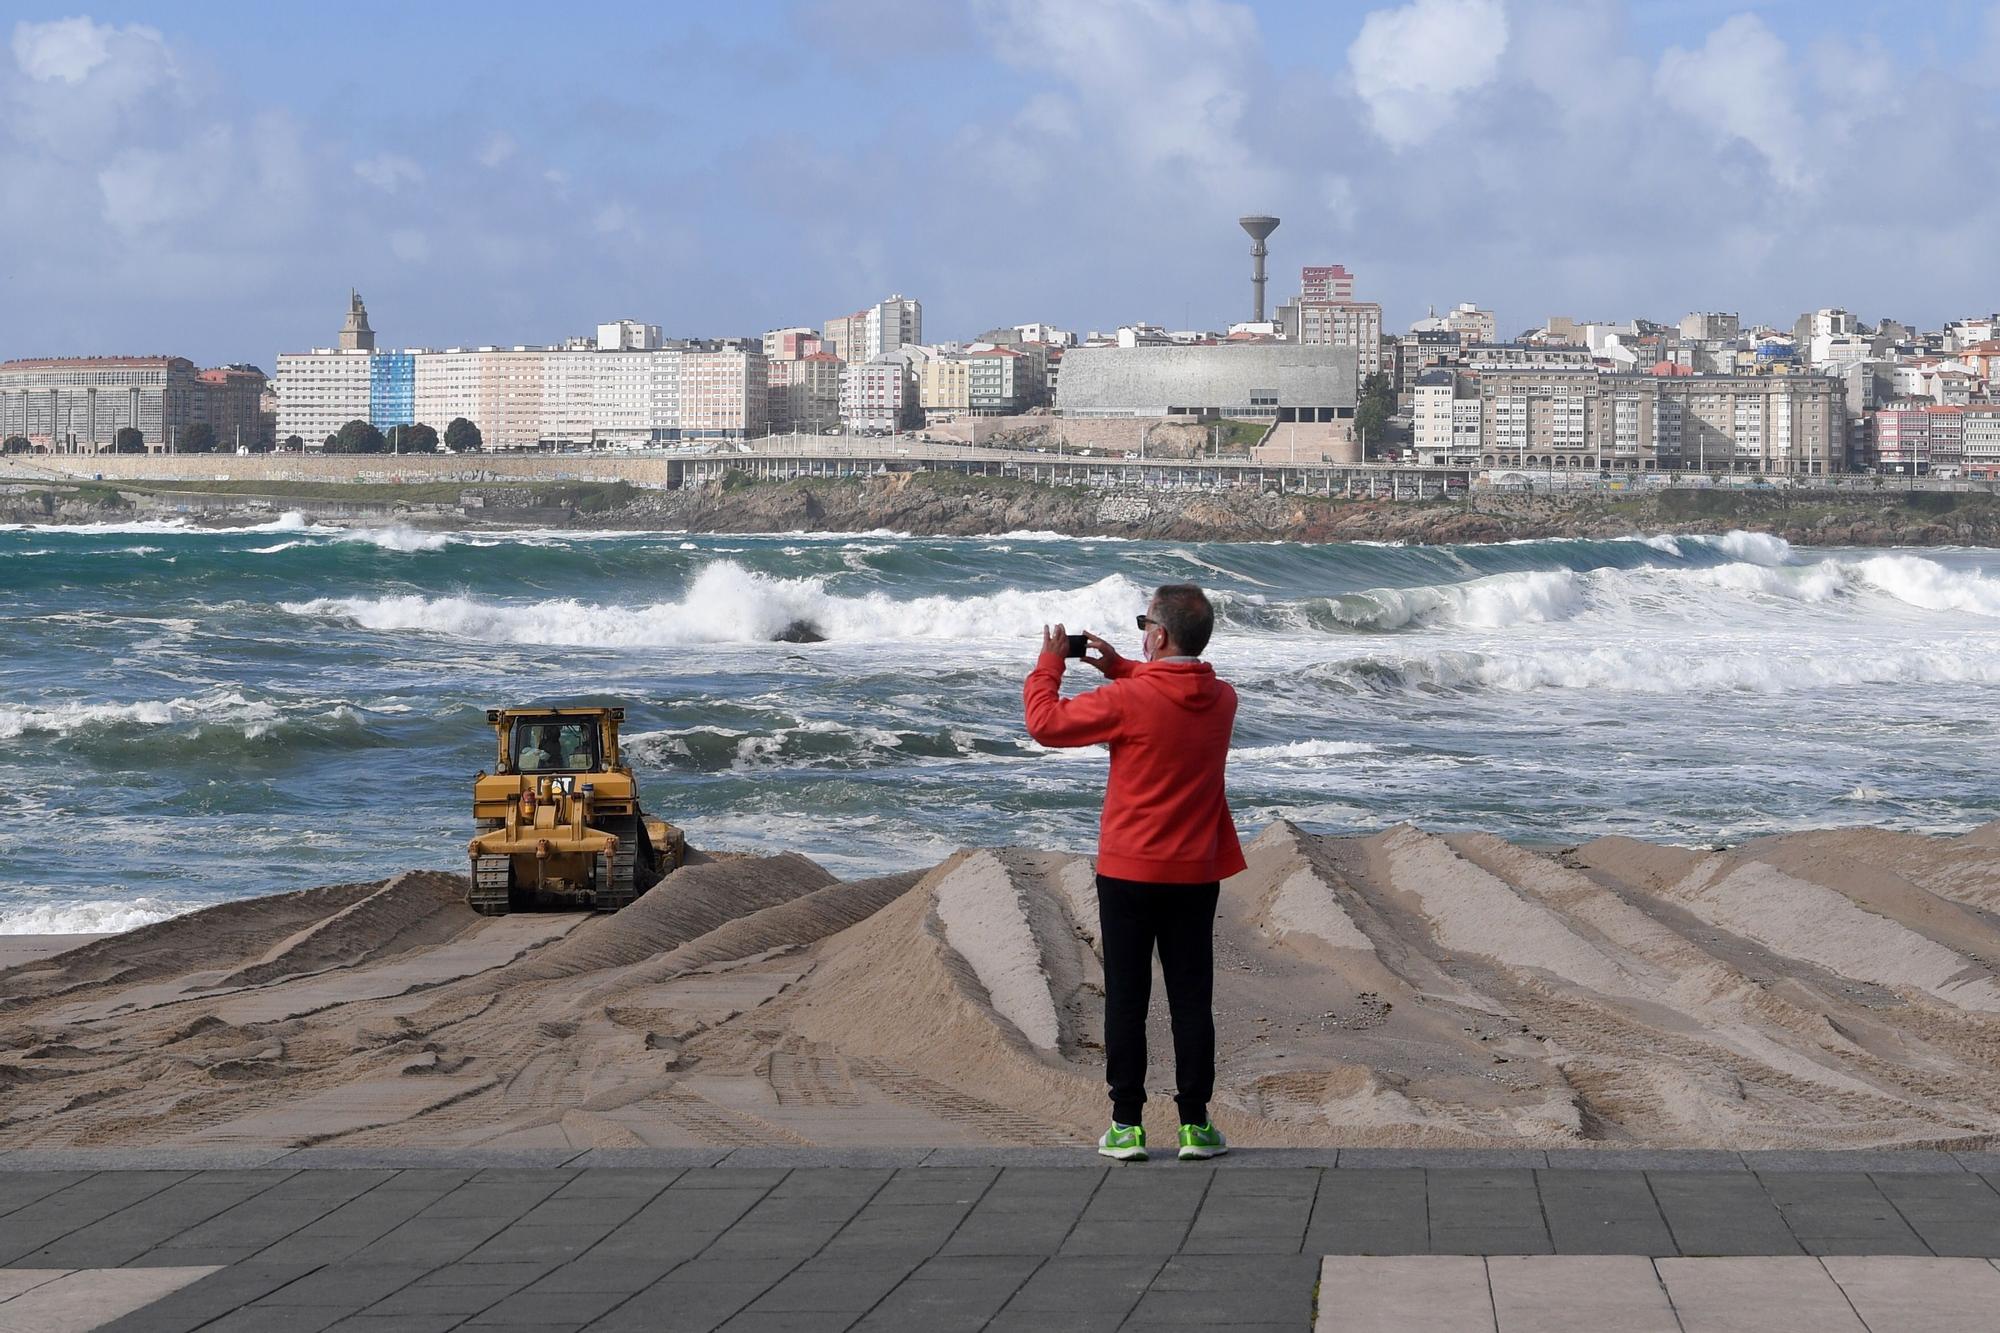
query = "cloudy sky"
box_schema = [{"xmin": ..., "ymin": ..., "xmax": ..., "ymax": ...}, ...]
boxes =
[{"xmin": 5, "ymin": 0, "xmax": 1998, "ymax": 366}]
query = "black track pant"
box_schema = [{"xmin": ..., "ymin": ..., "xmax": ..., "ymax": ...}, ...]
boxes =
[{"xmin": 1096, "ymin": 875, "xmax": 1220, "ymax": 1128}]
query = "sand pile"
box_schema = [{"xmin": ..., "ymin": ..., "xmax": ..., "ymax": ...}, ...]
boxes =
[{"xmin": 2, "ymin": 821, "xmax": 1997, "ymax": 1151}]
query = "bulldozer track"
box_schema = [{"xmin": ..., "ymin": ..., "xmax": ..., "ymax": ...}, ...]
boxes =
[
  {"xmin": 470, "ymin": 856, "xmax": 512, "ymax": 916},
  {"xmin": 643, "ymin": 1087, "xmax": 808, "ymax": 1147},
  {"xmin": 767, "ymin": 1041, "xmax": 860, "ymax": 1107},
  {"xmin": 848, "ymin": 1057, "xmax": 1049, "ymax": 1144}
]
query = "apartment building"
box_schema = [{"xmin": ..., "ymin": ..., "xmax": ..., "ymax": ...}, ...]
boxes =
[
  {"xmin": 768, "ymin": 352, "xmax": 842, "ymax": 434},
  {"xmin": 0, "ymin": 355, "xmax": 203, "ymax": 451},
  {"xmin": 193, "ymin": 366, "xmax": 273, "ymax": 449},
  {"xmin": 276, "ymin": 349, "xmax": 373, "ymax": 444},
  {"xmin": 680, "ymin": 346, "xmax": 767, "ymax": 439},
  {"xmin": 967, "ymin": 346, "xmax": 1029, "ymax": 414},
  {"xmin": 1468, "ymin": 369, "xmax": 1843, "ymax": 474},
  {"xmin": 1962, "ymin": 406, "xmax": 2000, "ymax": 477},
  {"xmin": 1444, "ymin": 302, "xmax": 1497, "ymax": 344},
  {"xmin": 1873, "ymin": 404, "xmax": 1967, "ymax": 476},
  {"xmin": 1411, "ymin": 371, "xmax": 1483, "ymax": 467},
  {"xmin": 918, "ymin": 355, "xmax": 970, "ymax": 416},
  {"xmin": 840, "ymin": 360, "xmax": 913, "ymax": 432}
]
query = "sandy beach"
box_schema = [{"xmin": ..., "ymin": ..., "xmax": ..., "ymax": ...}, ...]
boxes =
[{"xmin": 4, "ymin": 820, "xmax": 1998, "ymax": 1154}]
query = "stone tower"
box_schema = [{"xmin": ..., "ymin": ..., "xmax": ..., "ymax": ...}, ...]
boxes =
[{"xmin": 339, "ymin": 290, "xmax": 376, "ymax": 352}]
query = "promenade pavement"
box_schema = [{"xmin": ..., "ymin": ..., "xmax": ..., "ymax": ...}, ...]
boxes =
[{"xmin": 2, "ymin": 1148, "xmax": 1997, "ymax": 1331}]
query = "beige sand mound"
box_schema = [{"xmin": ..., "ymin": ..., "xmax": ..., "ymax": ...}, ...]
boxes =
[{"xmin": 2, "ymin": 822, "xmax": 1997, "ymax": 1151}]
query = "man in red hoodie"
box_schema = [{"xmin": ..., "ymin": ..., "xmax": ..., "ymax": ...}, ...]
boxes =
[{"xmin": 1024, "ymin": 583, "xmax": 1245, "ymax": 1162}]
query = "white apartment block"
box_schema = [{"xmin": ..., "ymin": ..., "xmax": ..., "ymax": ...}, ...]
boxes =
[
  {"xmin": 768, "ymin": 353, "xmax": 842, "ymax": 433},
  {"xmin": 1962, "ymin": 406, "xmax": 2000, "ymax": 477},
  {"xmin": 275, "ymin": 349, "xmax": 372, "ymax": 444},
  {"xmin": 841, "ymin": 360, "xmax": 911, "ymax": 432},
  {"xmin": 596, "ymin": 320, "xmax": 662, "ymax": 351},
  {"xmin": 865, "ymin": 295, "xmax": 922, "ymax": 361}
]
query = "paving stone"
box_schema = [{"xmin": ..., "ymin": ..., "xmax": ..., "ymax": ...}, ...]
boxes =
[
  {"xmin": 1741, "ymin": 1149, "xmax": 1962, "ymax": 1174},
  {"xmin": 1001, "ymin": 1255, "xmax": 1159, "ymax": 1311},
  {"xmin": 720, "ymin": 1147, "xmax": 929, "ymax": 1168},
  {"xmin": 1794, "ymin": 1233, "xmax": 1933, "ymax": 1256},
  {"xmin": 463, "ymin": 1286, "xmax": 630, "ymax": 1324},
  {"xmin": 277, "ymin": 1149, "xmax": 584, "ymax": 1170},
  {"xmin": 1204, "ymin": 1167, "xmax": 1321, "ymax": 1197},
  {"xmin": 1057, "ymin": 1218, "xmax": 1193, "ymax": 1255},
  {"xmin": 585, "ymin": 1279, "xmax": 777, "ymax": 1332},
  {"xmin": 0, "ymin": 1264, "xmax": 222, "ymax": 1331},
  {"xmin": 255, "ymin": 1262, "xmax": 436, "ymax": 1307},
  {"xmin": 199, "ymin": 1305, "xmax": 356, "ymax": 1332},
  {"xmin": 666, "ymin": 1169, "xmax": 792, "ymax": 1191},
  {"xmin": 1339, "ymin": 1148, "xmax": 1548, "ymax": 1170},
  {"xmin": 867, "ymin": 1168, "xmax": 996, "ymax": 1206},
  {"xmin": 1950, "ymin": 1151, "xmax": 2000, "ymax": 1174},
  {"xmin": 1871, "ymin": 1171, "xmax": 2000, "ymax": 1220},
  {"xmin": 542, "ymin": 1170, "xmax": 683, "ymax": 1200},
  {"xmin": 816, "ymin": 1204, "xmax": 971, "ymax": 1256},
  {"xmin": 462, "ymin": 1223, "xmax": 616, "ymax": 1265},
  {"xmin": 715, "ymin": 1313, "xmax": 860, "ymax": 1332},
  {"xmin": 918, "ymin": 1146, "xmax": 1102, "ymax": 1167},
  {"xmin": 983, "ymin": 1313, "xmax": 1125, "ymax": 1333},
  {"xmin": 12, "ymin": 1171, "xmax": 291, "ymax": 1267},
  {"xmin": 514, "ymin": 1255, "xmax": 684, "ymax": 1293},
  {"xmin": 0, "ymin": 1172, "xmax": 94, "ymax": 1218},
  {"xmin": 325, "ymin": 1316, "xmax": 470, "ymax": 1333},
  {"xmin": 939, "ymin": 1211, "xmax": 1081, "ymax": 1256},
  {"xmin": 0, "ymin": 1170, "xmax": 193, "ymax": 1265},
  {"xmin": 1648, "ymin": 1171, "xmax": 1798, "ymax": 1256},
  {"xmin": 92, "ymin": 1260, "xmax": 325, "ymax": 1333},
  {"xmin": 1126, "ymin": 1284, "xmax": 1312, "ymax": 1325},
  {"xmin": 1486, "ymin": 1254, "xmax": 1677, "ymax": 1332},
  {"xmin": 1542, "ymin": 1150, "xmax": 1744, "ymax": 1172},
  {"xmin": 1303, "ymin": 1169, "xmax": 1428, "ymax": 1255},
  {"xmin": 847, "ymin": 1273, "xmax": 1028, "ymax": 1326},
  {"xmin": 1425, "ymin": 1170, "xmax": 1550, "ymax": 1256},
  {"xmin": 1316, "ymin": 1254, "xmax": 1491, "ymax": 1332},
  {"xmin": 1823, "ymin": 1254, "xmax": 2000, "ymax": 1328},
  {"xmin": 743, "ymin": 1258, "xmax": 917, "ymax": 1312},
  {"xmin": 1219, "ymin": 1148, "xmax": 1341, "ymax": 1168},
  {"xmin": 1537, "ymin": 1170, "xmax": 1676, "ymax": 1255},
  {"xmin": 1905, "ymin": 1221, "xmax": 2000, "ymax": 1257},
  {"xmin": 363, "ymin": 1279, "xmax": 524, "ymax": 1315},
  {"xmin": 1657, "ymin": 1256, "xmax": 1865, "ymax": 1333}
]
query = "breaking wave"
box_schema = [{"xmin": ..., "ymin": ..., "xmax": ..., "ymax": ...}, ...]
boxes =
[
  {"xmin": 0, "ymin": 897, "xmax": 193, "ymax": 935},
  {"xmin": 283, "ymin": 561, "xmax": 1151, "ymax": 646}
]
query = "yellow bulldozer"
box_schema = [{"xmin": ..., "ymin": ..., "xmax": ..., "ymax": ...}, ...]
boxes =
[{"xmin": 467, "ymin": 706, "xmax": 686, "ymax": 915}]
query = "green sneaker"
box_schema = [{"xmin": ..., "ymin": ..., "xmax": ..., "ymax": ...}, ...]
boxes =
[
  {"xmin": 1178, "ymin": 1122, "xmax": 1227, "ymax": 1160},
  {"xmin": 1097, "ymin": 1122, "xmax": 1147, "ymax": 1161}
]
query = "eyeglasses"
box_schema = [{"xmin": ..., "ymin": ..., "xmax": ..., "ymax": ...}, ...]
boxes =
[{"xmin": 1135, "ymin": 615, "xmax": 1155, "ymax": 632}]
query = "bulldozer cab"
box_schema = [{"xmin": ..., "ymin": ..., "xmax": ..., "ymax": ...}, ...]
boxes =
[{"xmin": 493, "ymin": 707, "xmax": 618, "ymax": 775}]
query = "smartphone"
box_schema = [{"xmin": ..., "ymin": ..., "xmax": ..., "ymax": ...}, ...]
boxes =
[{"xmin": 1065, "ymin": 633, "xmax": 1088, "ymax": 659}]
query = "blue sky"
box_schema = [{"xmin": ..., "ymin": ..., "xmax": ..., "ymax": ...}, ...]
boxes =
[{"xmin": 4, "ymin": 1, "xmax": 1998, "ymax": 366}]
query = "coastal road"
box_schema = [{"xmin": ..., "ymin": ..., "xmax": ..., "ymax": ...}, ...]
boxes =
[{"xmin": 4, "ymin": 1148, "xmax": 2000, "ymax": 1330}]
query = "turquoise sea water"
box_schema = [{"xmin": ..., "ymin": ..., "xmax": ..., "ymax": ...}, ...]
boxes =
[{"xmin": 4, "ymin": 515, "xmax": 1998, "ymax": 932}]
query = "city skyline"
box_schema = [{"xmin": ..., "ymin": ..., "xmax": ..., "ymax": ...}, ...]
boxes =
[{"xmin": 5, "ymin": 1, "xmax": 2000, "ymax": 366}]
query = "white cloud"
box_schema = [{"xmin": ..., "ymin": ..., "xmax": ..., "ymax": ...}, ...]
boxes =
[
  {"xmin": 476, "ymin": 132, "xmax": 516, "ymax": 168},
  {"xmin": 354, "ymin": 152, "xmax": 425, "ymax": 192},
  {"xmin": 1654, "ymin": 14, "xmax": 1811, "ymax": 190},
  {"xmin": 978, "ymin": 0, "xmax": 1275, "ymax": 199},
  {"xmin": 1347, "ymin": 0, "xmax": 1508, "ymax": 149},
  {"xmin": 12, "ymin": 16, "xmax": 122, "ymax": 83}
]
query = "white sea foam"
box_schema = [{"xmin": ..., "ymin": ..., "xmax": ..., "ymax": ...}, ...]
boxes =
[
  {"xmin": 1853, "ymin": 554, "xmax": 2000, "ymax": 617},
  {"xmin": 334, "ymin": 525, "xmax": 454, "ymax": 552},
  {"xmin": 0, "ymin": 896, "xmax": 191, "ymax": 935},
  {"xmin": 0, "ymin": 692, "xmax": 280, "ymax": 740},
  {"xmin": 1233, "ymin": 740, "xmax": 1380, "ymax": 759},
  {"xmin": 282, "ymin": 560, "xmax": 1151, "ymax": 646}
]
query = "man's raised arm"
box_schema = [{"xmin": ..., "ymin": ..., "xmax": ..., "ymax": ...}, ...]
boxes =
[{"xmin": 1023, "ymin": 622, "xmax": 1125, "ymax": 748}]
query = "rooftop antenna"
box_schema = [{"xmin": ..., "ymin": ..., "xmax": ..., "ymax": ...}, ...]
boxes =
[{"xmin": 1238, "ymin": 215, "xmax": 1280, "ymax": 323}]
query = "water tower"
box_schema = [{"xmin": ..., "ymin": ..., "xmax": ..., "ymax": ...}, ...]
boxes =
[{"xmin": 1238, "ymin": 215, "xmax": 1280, "ymax": 323}]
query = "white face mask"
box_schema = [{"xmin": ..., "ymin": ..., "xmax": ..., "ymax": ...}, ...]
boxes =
[{"xmin": 1143, "ymin": 611, "xmax": 1164, "ymax": 662}]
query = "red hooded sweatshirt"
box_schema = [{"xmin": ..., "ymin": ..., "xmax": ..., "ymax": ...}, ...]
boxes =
[{"xmin": 1023, "ymin": 650, "xmax": 1246, "ymax": 884}]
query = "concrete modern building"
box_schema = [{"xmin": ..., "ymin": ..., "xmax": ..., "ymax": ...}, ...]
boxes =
[
  {"xmin": 679, "ymin": 346, "xmax": 767, "ymax": 440},
  {"xmin": 1680, "ymin": 312, "xmax": 1740, "ymax": 342},
  {"xmin": 1296, "ymin": 301, "xmax": 1383, "ymax": 376},
  {"xmin": 1961, "ymin": 405, "xmax": 2000, "ymax": 477},
  {"xmin": 918, "ymin": 354, "xmax": 971, "ymax": 417},
  {"xmin": 1873, "ymin": 403, "xmax": 1965, "ymax": 476},
  {"xmin": 1394, "ymin": 330, "xmax": 1462, "ymax": 396},
  {"xmin": 0, "ymin": 355, "xmax": 202, "ymax": 451},
  {"xmin": 194, "ymin": 365, "xmax": 273, "ymax": 450},
  {"xmin": 820, "ymin": 311, "xmax": 869, "ymax": 364},
  {"xmin": 1299, "ymin": 265, "xmax": 1354, "ymax": 303},
  {"xmin": 865, "ymin": 295, "xmax": 922, "ymax": 362},
  {"xmin": 763, "ymin": 327, "xmax": 821, "ymax": 361},
  {"xmin": 1412, "ymin": 370, "xmax": 1483, "ymax": 467},
  {"xmin": 1056, "ymin": 343, "xmax": 1359, "ymax": 421},
  {"xmin": 840, "ymin": 360, "xmax": 914, "ymax": 432},
  {"xmin": 276, "ymin": 349, "xmax": 373, "ymax": 445},
  {"xmin": 596, "ymin": 320, "xmax": 662, "ymax": 352},
  {"xmin": 1444, "ymin": 303, "xmax": 1497, "ymax": 344},
  {"xmin": 967, "ymin": 346, "xmax": 1030, "ymax": 414},
  {"xmin": 768, "ymin": 352, "xmax": 842, "ymax": 434}
]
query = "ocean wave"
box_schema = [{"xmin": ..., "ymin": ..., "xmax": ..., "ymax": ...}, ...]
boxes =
[
  {"xmin": 1854, "ymin": 554, "xmax": 2000, "ymax": 617},
  {"xmin": 0, "ymin": 896, "xmax": 192, "ymax": 935},
  {"xmin": 0, "ymin": 692, "xmax": 279, "ymax": 740},
  {"xmin": 1232, "ymin": 739, "xmax": 1380, "ymax": 759},
  {"xmin": 1300, "ymin": 641, "xmax": 2000, "ymax": 696},
  {"xmin": 282, "ymin": 560, "xmax": 1152, "ymax": 646}
]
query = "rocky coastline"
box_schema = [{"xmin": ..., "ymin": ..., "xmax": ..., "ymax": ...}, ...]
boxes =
[{"xmin": 7, "ymin": 469, "xmax": 2000, "ymax": 547}]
